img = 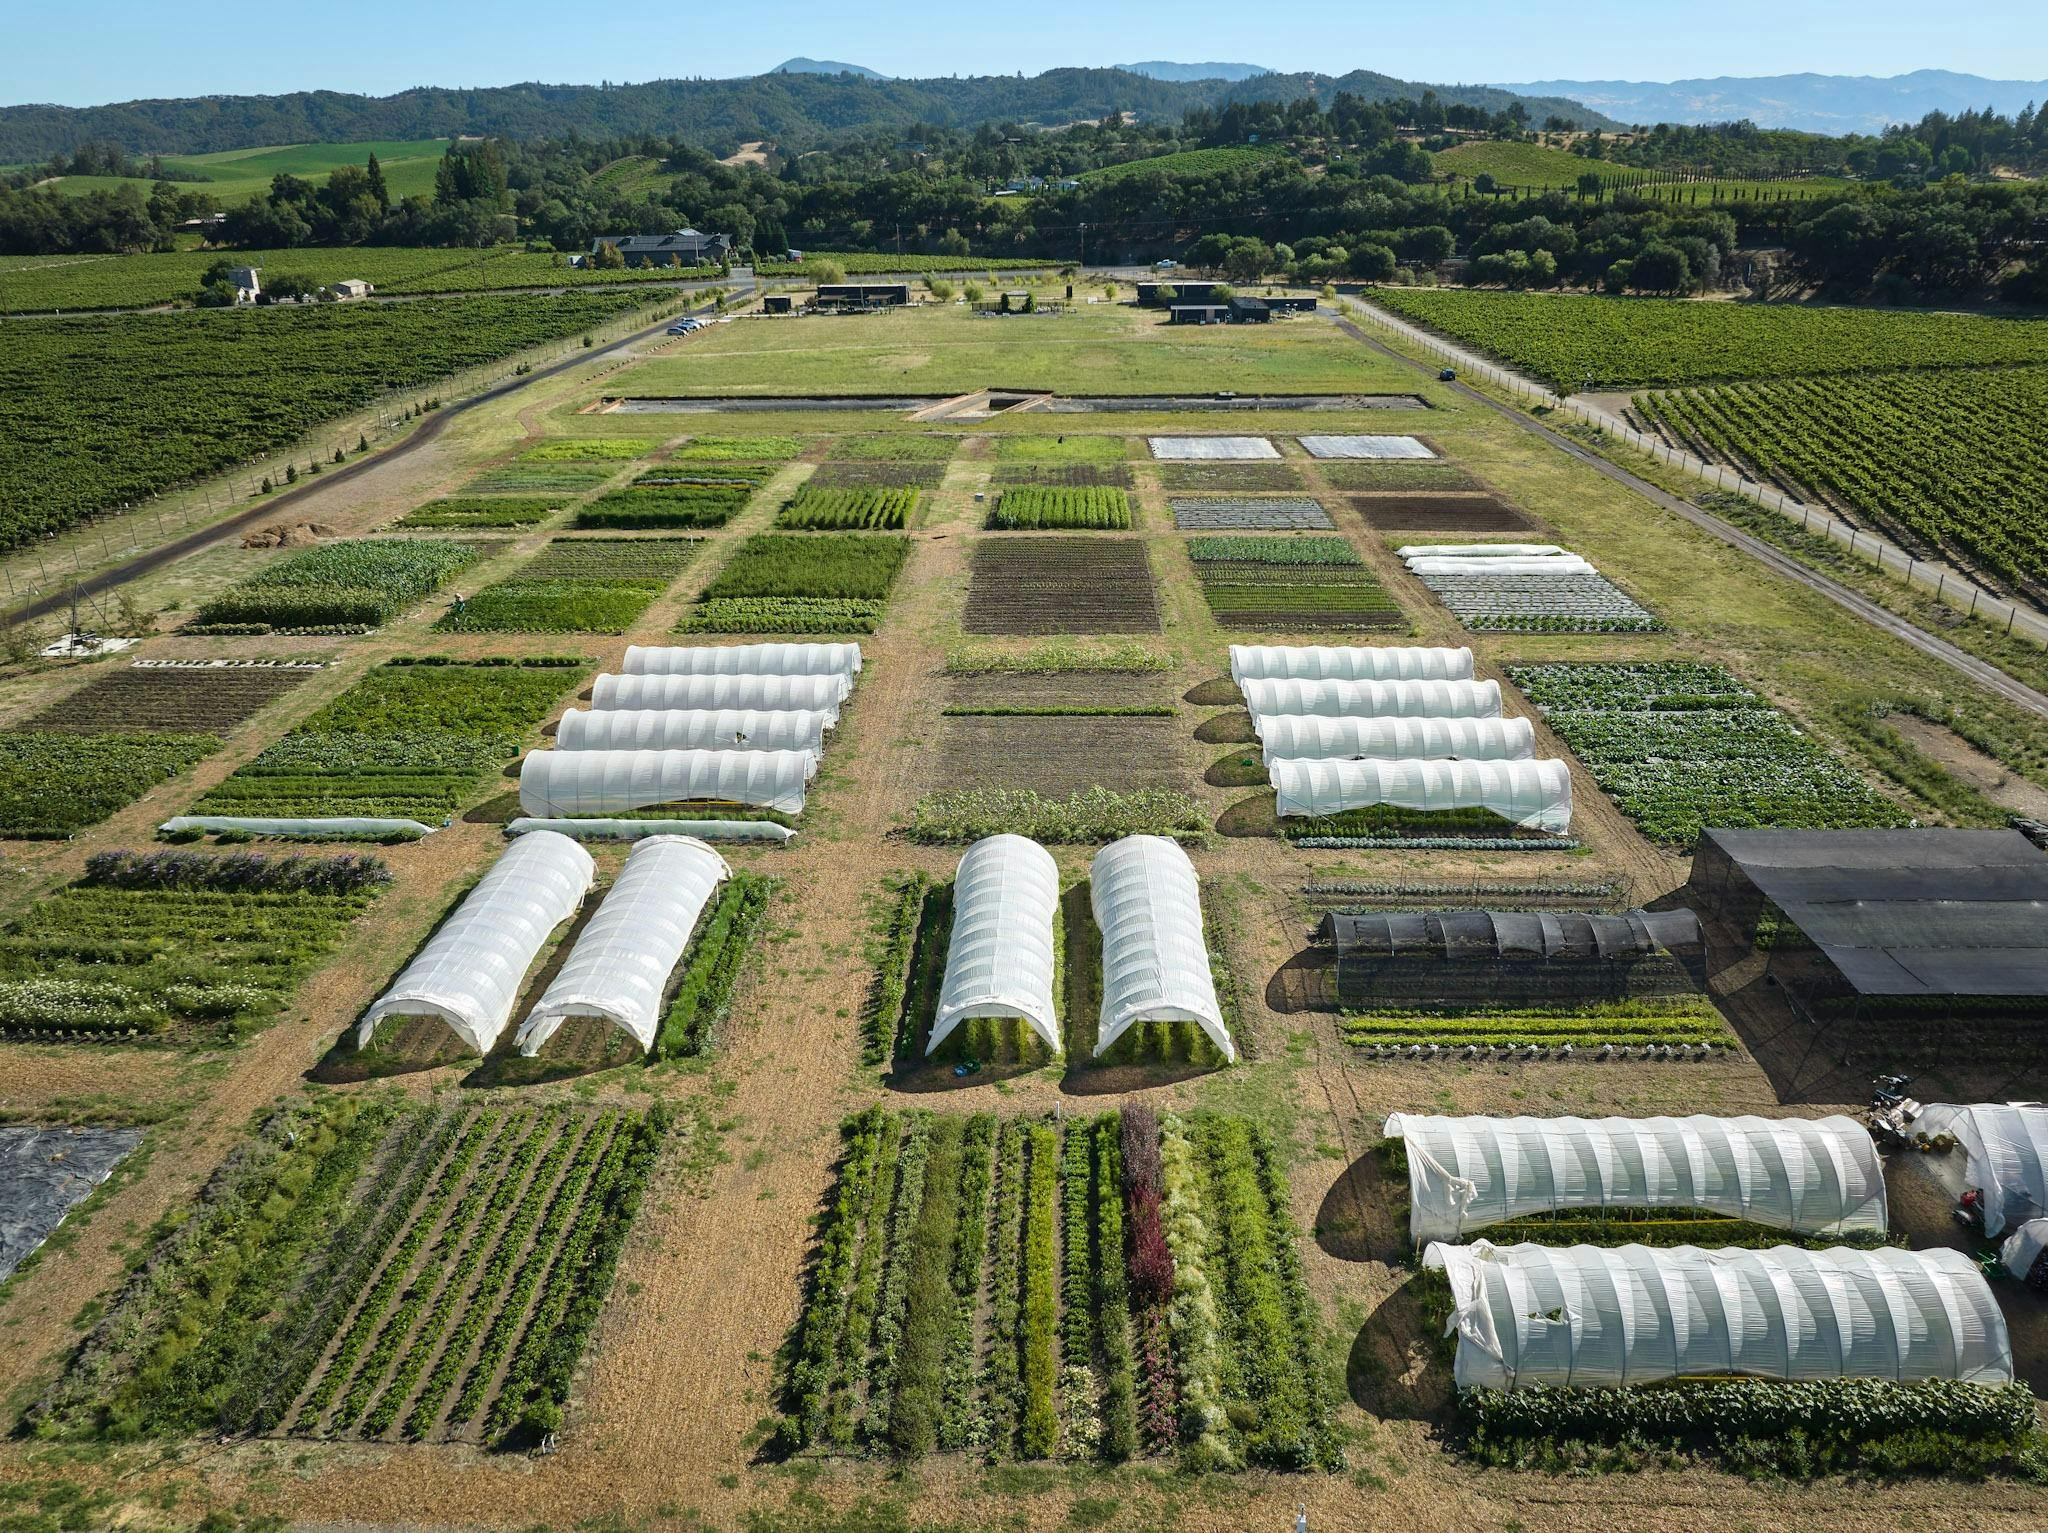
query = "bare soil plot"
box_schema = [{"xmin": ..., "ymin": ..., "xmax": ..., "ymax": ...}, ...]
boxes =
[
  {"xmin": 945, "ymin": 672, "xmax": 1173, "ymax": 710},
  {"xmin": 933, "ymin": 714, "xmax": 1183, "ymax": 793},
  {"xmin": 1350, "ymin": 494, "xmax": 1541, "ymax": 534},
  {"xmin": 18, "ymin": 662, "xmax": 320, "ymax": 733},
  {"xmin": 963, "ymin": 538, "xmax": 1161, "ymax": 634},
  {"xmin": 1319, "ymin": 459, "xmax": 1478, "ymax": 492},
  {"xmin": 1147, "ymin": 436, "xmax": 1279, "ymax": 460},
  {"xmin": 988, "ymin": 462, "xmax": 1135, "ymax": 488},
  {"xmin": 1156, "ymin": 460, "xmax": 1304, "ymax": 491},
  {"xmin": 1171, "ymin": 496, "xmax": 1335, "ymax": 531},
  {"xmin": 805, "ymin": 460, "xmax": 948, "ymax": 489}
]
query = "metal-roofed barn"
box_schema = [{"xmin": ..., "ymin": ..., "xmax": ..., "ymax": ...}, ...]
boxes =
[{"xmin": 1316, "ymin": 908, "xmax": 1703, "ymax": 1009}]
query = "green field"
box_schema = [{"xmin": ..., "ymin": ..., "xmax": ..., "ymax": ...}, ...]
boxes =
[
  {"xmin": 1077, "ymin": 144, "xmax": 1291, "ymax": 185},
  {"xmin": 0, "ymin": 246, "xmax": 711, "ymax": 312},
  {"xmin": 34, "ymin": 138, "xmax": 449, "ymax": 207},
  {"xmin": 609, "ymin": 301, "xmax": 1419, "ymax": 396},
  {"xmin": 1373, "ymin": 287, "xmax": 2048, "ymax": 389},
  {"xmin": 1431, "ymin": 140, "xmax": 1852, "ymax": 201}
]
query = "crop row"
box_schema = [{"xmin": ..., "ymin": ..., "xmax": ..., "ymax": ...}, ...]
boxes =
[
  {"xmin": 655, "ymin": 874, "xmax": 775, "ymax": 1057},
  {"xmin": 1186, "ymin": 535, "xmax": 1361, "ymax": 566},
  {"xmin": 195, "ymin": 539, "xmax": 478, "ymax": 631},
  {"xmin": 909, "ymin": 787, "xmax": 1207, "ymax": 843},
  {"xmin": 576, "ymin": 482, "xmax": 750, "ymax": 529},
  {"xmin": 988, "ymin": 487, "xmax": 1132, "ymax": 530},
  {"xmin": 0, "ymin": 732, "xmax": 219, "ymax": 838},
  {"xmin": 397, "ymin": 495, "xmax": 562, "ymax": 529},
  {"xmin": 779, "ymin": 485, "xmax": 920, "ymax": 530}
]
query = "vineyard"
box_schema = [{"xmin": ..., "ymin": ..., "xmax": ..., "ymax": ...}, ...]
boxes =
[
  {"xmin": 196, "ymin": 657, "xmax": 577, "ymax": 821},
  {"xmin": 1372, "ymin": 288, "xmax": 2048, "ymax": 390},
  {"xmin": 1635, "ymin": 364, "xmax": 2048, "ymax": 590},
  {"xmin": 1511, "ymin": 662, "xmax": 1909, "ymax": 846},
  {"xmin": 0, "ymin": 292, "xmax": 649, "ymax": 546},
  {"xmin": 754, "ymin": 253, "xmax": 1052, "ymax": 275},
  {"xmin": 0, "ymin": 850, "xmax": 387, "ymax": 1040},
  {"xmin": 29, "ymin": 1096, "xmax": 668, "ymax": 1446},
  {"xmin": 781, "ymin": 1106, "xmax": 1341, "ymax": 1469}
]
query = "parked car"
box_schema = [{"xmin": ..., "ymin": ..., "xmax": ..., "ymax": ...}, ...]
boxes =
[{"xmin": 1153, "ymin": 259, "xmax": 1178, "ymax": 270}]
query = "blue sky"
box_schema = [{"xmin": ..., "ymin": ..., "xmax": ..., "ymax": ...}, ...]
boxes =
[{"xmin": 7, "ymin": 0, "xmax": 2048, "ymax": 107}]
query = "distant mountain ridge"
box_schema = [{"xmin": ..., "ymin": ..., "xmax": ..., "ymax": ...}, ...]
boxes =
[
  {"xmin": 1117, "ymin": 61, "xmax": 1274, "ymax": 83},
  {"xmin": 772, "ymin": 58, "xmax": 888, "ymax": 80},
  {"xmin": 0, "ymin": 67, "xmax": 1615, "ymax": 162},
  {"xmin": 1496, "ymin": 68, "xmax": 2048, "ymax": 134}
]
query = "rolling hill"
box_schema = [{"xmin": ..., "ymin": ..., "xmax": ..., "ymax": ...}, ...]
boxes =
[{"xmin": 1495, "ymin": 69, "xmax": 2048, "ymax": 134}]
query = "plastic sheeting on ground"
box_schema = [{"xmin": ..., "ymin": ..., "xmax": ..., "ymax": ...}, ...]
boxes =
[
  {"xmin": 1423, "ymin": 1240, "xmax": 2012, "ymax": 1390},
  {"xmin": 1089, "ymin": 835, "xmax": 1234, "ymax": 1062},
  {"xmin": 1, "ymin": 1125, "xmax": 143, "ymax": 1281},
  {"xmin": 1298, "ymin": 434, "xmax": 1436, "ymax": 459},
  {"xmin": 1912, "ymin": 1102, "xmax": 2048, "ymax": 1237},
  {"xmin": 519, "ymin": 748, "xmax": 813, "ymax": 818},
  {"xmin": 1228, "ymin": 644, "xmax": 1474, "ymax": 686},
  {"xmin": 358, "ymin": 830, "xmax": 593, "ymax": 1055},
  {"xmin": 1384, "ymin": 1114, "xmax": 1888, "ymax": 1244},
  {"xmin": 590, "ymin": 671, "xmax": 849, "ymax": 720},
  {"xmin": 1405, "ymin": 556, "xmax": 1597, "ymax": 577},
  {"xmin": 2001, "ymin": 1218, "xmax": 2048, "ymax": 1281},
  {"xmin": 515, "ymin": 836, "xmax": 731, "ymax": 1057},
  {"xmin": 1241, "ymin": 676, "xmax": 1502, "ymax": 721},
  {"xmin": 506, "ymin": 816, "xmax": 796, "ymax": 842},
  {"xmin": 1257, "ymin": 715, "xmax": 1534, "ymax": 765},
  {"xmin": 1147, "ymin": 436, "xmax": 1280, "ymax": 460},
  {"xmin": 555, "ymin": 707, "xmax": 829, "ymax": 756},
  {"xmin": 622, "ymin": 642, "xmax": 861, "ymax": 677},
  {"xmin": 1270, "ymin": 758, "xmax": 1571, "ymax": 832},
  {"xmin": 158, "ymin": 815, "xmax": 439, "ymax": 838},
  {"xmin": 1397, "ymin": 544, "xmax": 1565, "ymax": 560},
  {"xmin": 930, "ymin": 834, "xmax": 1062, "ymax": 1056}
]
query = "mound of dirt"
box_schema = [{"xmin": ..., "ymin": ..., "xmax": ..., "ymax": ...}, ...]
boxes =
[{"xmin": 241, "ymin": 521, "xmax": 340, "ymax": 549}]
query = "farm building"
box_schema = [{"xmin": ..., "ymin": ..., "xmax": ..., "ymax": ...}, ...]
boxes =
[
  {"xmin": 588, "ymin": 228, "xmax": 732, "ymax": 267},
  {"xmin": 320, "ymin": 279, "xmax": 371, "ymax": 301},
  {"xmin": 225, "ymin": 265, "xmax": 261, "ymax": 303},
  {"xmin": 1169, "ymin": 304, "xmax": 1230, "ymax": 325},
  {"xmin": 357, "ymin": 831, "xmax": 594, "ymax": 1055},
  {"xmin": 1385, "ymin": 1113, "xmax": 1888, "ymax": 1243},
  {"xmin": 762, "ymin": 294, "xmax": 793, "ymax": 314},
  {"xmin": 515, "ymin": 835, "xmax": 730, "ymax": 1057},
  {"xmin": 815, "ymin": 283, "xmax": 910, "ymax": 310},
  {"xmin": 1683, "ymin": 828, "xmax": 2048, "ymax": 1019},
  {"xmin": 1137, "ymin": 280, "xmax": 1226, "ymax": 307},
  {"xmin": 1264, "ymin": 295, "xmax": 1318, "ymax": 313},
  {"xmin": 1424, "ymin": 1242, "xmax": 2012, "ymax": 1390},
  {"xmin": 1316, "ymin": 908, "xmax": 1702, "ymax": 1009},
  {"xmin": 1090, "ymin": 836, "xmax": 1234, "ymax": 1062},
  {"xmin": 1229, "ymin": 296, "xmax": 1271, "ymax": 323},
  {"xmin": 929, "ymin": 835, "xmax": 1062, "ymax": 1058}
]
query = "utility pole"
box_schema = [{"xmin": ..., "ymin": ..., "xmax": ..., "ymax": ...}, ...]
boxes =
[{"xmin": 1079, "ymin": 222, "xmax": 1087, "ymax": 270}]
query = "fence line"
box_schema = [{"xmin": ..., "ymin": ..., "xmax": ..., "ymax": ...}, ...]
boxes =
[{"xmin": 1348, "ymin": 298, "xmax": 2048, "ymax": 649}]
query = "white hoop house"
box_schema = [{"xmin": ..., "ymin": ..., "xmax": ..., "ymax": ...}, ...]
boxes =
[
  {"xmin": 519, "ymin": 748, "xmax": 815, "ymax": 818},
  {"xmin": 515, "ymin": 835, "xmax": 731, "ymax": 1057},
  {"xmin": 1257, "ymin": 715, "xmax": 1535, "ymax": 765},
  {"xmin": 1229, "ymin": 644, "xmax": 1474, "ymax": 686},
  {"xmin": 1089, "ymin": 836, "xmax": 1234, "ymax": 1062},
  {"xmin": 1384, "ymin": 1114, "xmax": 1888, "ymax": 1244},
  {"xmin": 1396, "ymin": 544, "xmax": 1565, "ymax": 560},
  {"xmin": 1423, "ymin": 1241, "xmax": 2012, "ymax": 1390},
  {"xmin": 590, "ymin": 671, "xmax": 849, "ymax": 720},
  {"xmin": 2001, "ymin": 1219, "xmax": 2048, "ymax": 1280},
  {"xmin": 1405, "ymin": 556, "xmax": 1597, "ymax": 577},
  {"xmin": 357, "ymin": 830, "xmax": 594, "ymax": 1055},
  {"xmin": 1270, "ymin": 758, "xmax": 1572, "ymax": 832},
  {"xmin": 622, "ymin": 642, "xmax": 862, "ymax": 677},
  {"xmin": 555, "ymin": 707, "xmax": 830, "ymax": 756},
  {"xmin": 1241, "ymin": 676, "xmax": 1503, "ymax": 721},
  {"xmin": 929, "ymin": 835, "xmax": 1062, "ymax": 1056},
  {"xmin": 1912, "ymin": 1103, "xmax": 2048, "ymax": 1236}
]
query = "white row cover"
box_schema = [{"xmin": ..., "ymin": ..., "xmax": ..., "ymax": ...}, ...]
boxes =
[
  {"xmin": 1406, "ymin": 556, "xmax": 1597, "ymax": 577},
  {"xmin": 556, "ymin": 707, "xmax": 830, "ymax": 756},
  {"xmin": 519, "ymin": 748, "xmax": 814, "ymax": 818},
  {"xmin": 1271, "ymin": 757, "xmax": 1572, "ymax": 832},
  {"xmin": 590, "ymin": 671, "xmax": 849, "ymax": 720},
  {"xmin": 1258, "ymin": 715, "xmax": 1535, "ymax": 765},
  {"xmin": 1397, "ymin": 544, "xmax": 1564, "ymax": 560},
  {"xmin": 1229, "ymin": 644, "xmax": 1474, "ymax": 686},
  {"xmin": 2000, "ymin": 1218, "xmax": 2048, "ymax": 1280},
  {"xmin": 1914, "ymin": 1102, "xmax": 2048, "ymax": 1237},
  {"xmin": 515, "ymin": 835, "xmax": 731, "ymax": 1056},
  {"xmin": 1242, "ymin": 676, "xmax": 1503, "ymax": 721},
  {"xmin": 1423, "ymin": 1241, "xmax": 2013, "ymax": 1390},
  {"xmin": 622, "ymin": 642, "xmax": 861, "ymax": 677},
  {"xmin": 1089, "ymin": 836, "xmax": 1234, "ymax": 1062},
  {"xmin": 1148, "ymin": 435, "xmax": 1279, "ymax": 460},
  {"xmin": 930, "ymin": 835, "xmax": 1062, "ymax": 1056},
  {"xmin": 1299, "ymin": 433, "xmax": 1436, "ymax": 460},
  {"xmin": 160, "ymin": 815, "xmax": 440, "ymax": 838},
  {"xmin": 358, "ymin": 830, "xmax": 594, "ymax": 1055},
  {"xmin": 1384, "ymin": 1114, "xmax": 1889, "ymax": 1244},
  {"xmin": 507, "ymin": 816, "xmax": 796, "ymax": 843}
]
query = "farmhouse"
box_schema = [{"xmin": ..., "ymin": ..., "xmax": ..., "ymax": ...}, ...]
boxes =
[
  {"xmin": 1229, "ymin": 295, "xmax": 1271, "ymax": 323},
  {"xmin": 587, "ymin": 228, "xmax": 732, "ymax": 267},
  {"xmin": 814, "ymin": 282, "xmax": 910, "ymax": 310},
  {"xmin": 224, "ymin": 265, "xmax": 261, "ymax": 303},
  {"xmin": 1683, "ymin": 827, "xmax": 2048, "ymax": 1019},
  {"xmin": 321, "ymin": 279, "xmax": 371, "ymax": 301},
  {"xmin": 1169, "ymin": 303, "xmax": 1230, "ymax": 325}
]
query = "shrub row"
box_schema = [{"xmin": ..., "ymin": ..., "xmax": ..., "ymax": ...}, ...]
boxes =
[
  {"xmin": 783, "ymin": 1107, "xmax": 890, "ymax": 1449},
  {"xmin": 655, "ymin": 874, "xmax": 775, "ymax": 1058},
  {"xmin": 1019, "ymin": 1124, "xmax": 1061, "ymax": 1457}
]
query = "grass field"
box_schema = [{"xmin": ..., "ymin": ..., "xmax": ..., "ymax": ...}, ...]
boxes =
[{"xmin": 608, "ymin": 301, "xmax": 1421, "ymax": 396}]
